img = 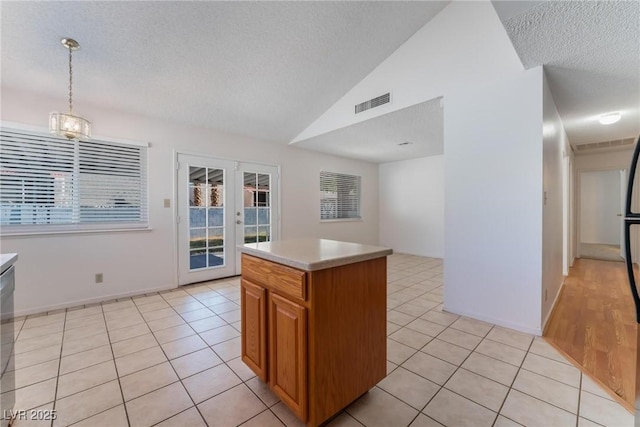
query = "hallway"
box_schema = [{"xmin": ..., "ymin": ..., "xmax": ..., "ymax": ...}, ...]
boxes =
[{"xmin": 544, "ymin": 258, "xmax": 636, "ymax": 411}]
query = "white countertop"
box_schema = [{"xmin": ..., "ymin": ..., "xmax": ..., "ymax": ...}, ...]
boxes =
[
  {"xmin": 1, "ymin": 253, "xmax": 18, "ymax": 273},
  {"xmin": 239, "ymin": 239, "xmax": 392, "ymax": 271}
]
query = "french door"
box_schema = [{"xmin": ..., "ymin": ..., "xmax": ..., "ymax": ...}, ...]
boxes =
[{"xmin": 177, "ymin": 153, "xmax": 279, "ymax": 285}]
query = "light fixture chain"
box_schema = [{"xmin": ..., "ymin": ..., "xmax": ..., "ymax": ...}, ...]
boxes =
[{"xmin": 68, "ymin": 45, "xmax": 73, "ymax": 113}]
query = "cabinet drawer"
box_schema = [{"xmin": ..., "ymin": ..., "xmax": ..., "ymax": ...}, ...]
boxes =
[{"xmin": 242, "ymin": 254, "xmax": 307, "ymax": 301}]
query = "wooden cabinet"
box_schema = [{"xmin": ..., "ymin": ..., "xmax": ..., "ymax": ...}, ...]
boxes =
[
  {"xmin": 269, "ymin": 293, "xmax": 307, "ymax": 421},
  {"xmin": 240, "ymin": 252, "xmax": 387, "ymax": 427},
  {"xmin": 240, "ymin": 279, "xmax": 267, "ymax": 381}
]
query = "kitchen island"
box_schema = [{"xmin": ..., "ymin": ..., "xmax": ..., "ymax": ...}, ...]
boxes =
[{"xmin": 239, "ymin": 239, "xmax": 392, "ymax": 427}]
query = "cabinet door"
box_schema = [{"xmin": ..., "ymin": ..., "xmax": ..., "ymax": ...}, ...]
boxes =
[
  {"xmin": 241, "ymin": 279, "xmax": 267, "ymax": 381},
  {"xmin": 269, "ymin": 293, "xmax": 307, "ymax": 421}
]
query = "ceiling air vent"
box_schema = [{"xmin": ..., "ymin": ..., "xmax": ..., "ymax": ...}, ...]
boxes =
[
  {"xmin": 575, "ymin": 137, "xmax": 636, "ymax": 152},
  {"xmin": 355, "ymin": 92, "xmax": 391, "ymax": 114}
]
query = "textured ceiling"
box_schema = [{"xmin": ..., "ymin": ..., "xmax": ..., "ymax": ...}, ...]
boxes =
[
  {"xmin": 294, "ymin": 98, "xmax": 443, "ymax": 164},
  {"xmin": 498, "ymin": 0, "xmax": 640, "ymax": 146},
  {"xmin": 3, "ymin": 1, "xmax": 636, "ymax": 160},
  {"xmin": 0, "ymin": 1, "xmax": 449, "ymax": 143}
]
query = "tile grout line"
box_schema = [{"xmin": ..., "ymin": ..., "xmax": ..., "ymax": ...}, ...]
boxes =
[
  {"xmin": 575, "ymin": 372, "xmax": 583, "ymax": 427},
  {"xmin": 129, "ymin": 279, "xmax": 245, "ymax": 426},
  {"xmin": 100, "ymin": 301, "xmax": 132, "ymax": 427},
  {"xmin": 369, "ymin": 261, "xmax": 445, "ymax": 426},
  {"xmin": 132, "ymin": 291, "xmax": 210, "ymax": 427},
  {"xmin": 427, "ymin": 324, "xmax": 497, "ymax": 423},
  {"xmin": 393, "ymin": 311, "xmax": 492, "ymax": 426},
  {"xmin": 388, "ymin": 288, "xmax": 587, "ymax": 411},
  {"xmin": 183, "ymin": 279, "xmax": 289, "ymax": 426},
  {"xmin": 50, "ymin": 302, "xmax": 136, "ymax": 426},
  {"xmin": 490, "ymin": 333, "xmax": 535, "ymax": 427},
  {"xmin": 49, "ymin": 309, "xmax": 67, "ymax": 427}
]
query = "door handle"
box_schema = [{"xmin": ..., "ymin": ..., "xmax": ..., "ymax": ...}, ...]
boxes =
[
  {"xmin": 236, "ymin": 220, "xmax": 243, "ymax": 224},
  {"xmin": 618, "ymin": 214, "xmax": 623, "ymax": 217}
]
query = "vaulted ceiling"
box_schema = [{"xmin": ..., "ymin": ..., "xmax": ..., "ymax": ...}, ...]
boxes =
[
  {"xmin": 0, "ymin": 1, "xmax": 448, "ymax": 144},
  {"xmin": 1, "ymin": 1, "xmax": 638, "ymax": 163}
]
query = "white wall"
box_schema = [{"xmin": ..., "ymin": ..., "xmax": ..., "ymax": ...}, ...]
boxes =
[
  {"xmin": 445, "ymin": 68, "xmax": 543, "ymax": 335},
  {"xmin": 541, "ymin": 71, "xmax": 568, "ymax": 328},
  {"xmin": 0, "ymin": 87, "xmax": 379, "ymax": 315},
  {"xmin": 378, "ymin": 156, "xmax": 444, "ymax": 258},
  {"xmin": 292, "ymin": 1, "xmax": 546, "ymax": 334},
  {"xmin": 580, "ymin": 170, "xmax": 621, "ymax": 245}
]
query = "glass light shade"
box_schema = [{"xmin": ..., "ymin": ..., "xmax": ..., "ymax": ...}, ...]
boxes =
[{"xmin": 50, "ymin": 112, "xmax": 91, "ymax": 140}]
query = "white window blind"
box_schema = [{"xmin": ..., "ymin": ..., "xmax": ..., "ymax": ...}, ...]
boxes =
[
  {"xmin": 0, "ymin": 127, "xmax": 148, "ymax": 233},
  {"xmin": 320, "ymin": 171, "xmax": 361, "ymax": 220}
]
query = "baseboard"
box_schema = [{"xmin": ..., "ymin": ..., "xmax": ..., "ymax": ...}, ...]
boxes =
[
  {"xmin": 542, "ymin": 279, "xmax": 566, "ymax": 334},
  {"xmin": 14, "ymin": 283, "xmax": 178, "ymax": 317},
  {"xmin": 442, "ymin": 304, "xmax": 542, "ymax": 336},
  {"xmin": 392, "ymin": 250, "xmax": 443, "ymax": 259}
]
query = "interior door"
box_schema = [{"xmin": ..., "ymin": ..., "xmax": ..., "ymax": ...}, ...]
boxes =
[{"xmin": 177, "ymin": 154, "xmax": 237, "ymax": 284}]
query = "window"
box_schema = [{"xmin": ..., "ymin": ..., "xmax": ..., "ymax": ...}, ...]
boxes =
[
  {"xmin": 320, "ymin": 171, "xmax": 361, "ymax": 220},
  {"xmin": 0, "ymin": 127, "xmax": 148, "ymax": 234}
]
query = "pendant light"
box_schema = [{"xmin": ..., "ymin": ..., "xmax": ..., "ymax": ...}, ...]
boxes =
[{"xmin": 49, "ymin": 38, "xmax": 91, "ymax": 140}]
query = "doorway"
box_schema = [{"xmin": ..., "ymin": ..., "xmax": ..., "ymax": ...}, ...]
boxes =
[
  {"xmin": 578, "ymin": 169, "xmax": 626, "ymax": 262},
  {"xmin": 176, "ymin": 153, "xmax": 279, "ymax": 285}
]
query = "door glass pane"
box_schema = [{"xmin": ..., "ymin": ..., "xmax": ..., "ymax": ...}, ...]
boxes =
[
  {"xmin": 258, "ymin": 225, "xmax": 270, "ymax": 242},
  {"xmin": 257, "ymin": 208, "xmax": 269, "ymax": 225},
  {"xmin": 189, "ymin": 167, "xmax": 206, "ymax": 206},
  {"xmin": 245, "ymin": 208, "xmax": 257, "ymax": 225},
  {"xmin": 244, "ymin": 173, "xmax": 257, "ymax": 208},
  {"xmin": 258, "ymin": 174, "xmax": 270, "ymax": 207},
  {"xmin": 207, "ymin": 168, "xmax": 224, "ymax": 207},
  {"xmin": 244, "ymin": 172, "xmax": 258, "ymax": 248},
  {"xmin": 245, "ymin": 226, "xmax": 257, "ymax": 243},
  {"xmin": 208, "ymin": 207, "xmax": 224, "ymax": 227},
  {"xmin": 208, "ymin": 227, "xmax": 223, "ymax": 247},
  {"xmin": 190, "ymin": 249, "xmax": 207, "ymax": 270},
  {"xmin": 190, "ymin": 229, "xmax": 206, "ymax": 249},
  {"xmin": 208, "ymin": 248, "xmax": 224, "ymax": 267},
  {"xmin": 258, "ymin": 174, "xmax": 270, "ymax": 191},
  {"xmin": 244, "ymin": 172, "xmax": 257, "ymax": 189},
  {"xmin": 190, "ymin": 208, "xmax": 205, "ymax": 227},
  {"xmin": 189, "ymin": 166, "xmax": 224, "ymax": 271},
  {"xmin": 242, "ymin": 171, "xmax": 272, "ymax": 246}
]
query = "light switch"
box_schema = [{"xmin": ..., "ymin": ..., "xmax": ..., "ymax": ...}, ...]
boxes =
[{"xmin": 163, "ymin": 199, "xmax": 171, "ymax": 208}]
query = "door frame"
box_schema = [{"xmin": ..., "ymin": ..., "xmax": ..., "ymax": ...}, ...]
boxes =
[
  {"xmin": 575, "ymin": 165, "xmax": 632, "ymax": 260},
  {"xmin": 173, "ymin": 150, "xmax": 282, "ymax": 286}
]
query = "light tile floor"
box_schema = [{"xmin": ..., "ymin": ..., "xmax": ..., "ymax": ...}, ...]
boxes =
[{"xmin": 4, "ymin": 253, "xmax": 633, "ymax": 427}]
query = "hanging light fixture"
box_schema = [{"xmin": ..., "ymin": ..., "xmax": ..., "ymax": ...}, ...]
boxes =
[{"xmin": 50, "ymin": 38, "xmax": 91, "ymax": 140}]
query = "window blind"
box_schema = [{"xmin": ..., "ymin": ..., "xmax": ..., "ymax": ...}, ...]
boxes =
[
  {"xmin": 320, "ymin": 171, "xmax": 361, "ymax": 220},
  {"xmin": 0, "ymin": 127, "xmax": 148, "ymax": 233}
]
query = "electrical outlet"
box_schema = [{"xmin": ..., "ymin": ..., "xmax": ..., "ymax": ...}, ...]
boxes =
[{"xmin": 95, "ymin": 273, "xmax": 103, "ymax": 284}]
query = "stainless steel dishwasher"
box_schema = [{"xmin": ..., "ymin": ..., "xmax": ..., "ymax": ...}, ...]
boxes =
[{"xmin": 0, "ymin": 261, "xmax": 15, "ymax": 427}]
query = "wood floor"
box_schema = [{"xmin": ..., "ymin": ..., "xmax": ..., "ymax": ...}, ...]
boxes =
[{"xmin": 544, "ymin": 258, "xmax": 637, "ymax": 409}]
